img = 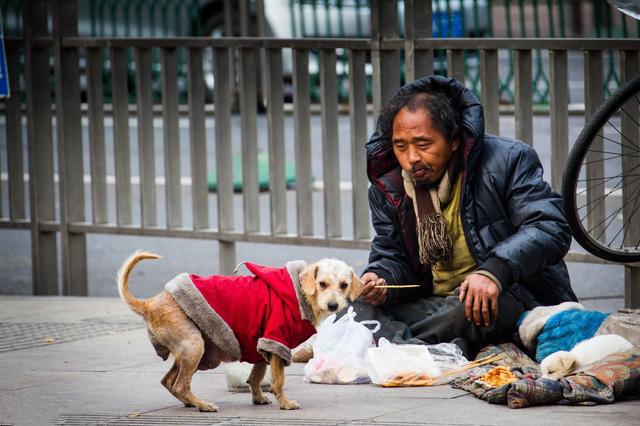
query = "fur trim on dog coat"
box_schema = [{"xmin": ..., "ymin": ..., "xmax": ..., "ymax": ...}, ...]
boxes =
[{"xmin": 164, "ymin": 260, "xmax": 316, "ymax": 367}]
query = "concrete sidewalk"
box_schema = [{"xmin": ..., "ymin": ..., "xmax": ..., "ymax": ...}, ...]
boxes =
[{"xmin": 1, "ymin": 296, "xmax": 638, "ymax": 426}]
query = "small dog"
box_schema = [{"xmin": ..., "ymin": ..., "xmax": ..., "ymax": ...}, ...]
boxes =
[
  {"xmin": 541, "ymin": 334, "xmax": 633, "ymax": 379},
  {"xmin": 117, "ymin": 251, "xmax": 363, "ymax": 412}
]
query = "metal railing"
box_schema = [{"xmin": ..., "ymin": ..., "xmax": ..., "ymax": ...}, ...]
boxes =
[
  {"xmin": 1, "ymin": 0, "xmax": 640, "ymax": 306},
  {"xmin": 3, "ymin": 0, "xmax": 639, "ymax": 104}
]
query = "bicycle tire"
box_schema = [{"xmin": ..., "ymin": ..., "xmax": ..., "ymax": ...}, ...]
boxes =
[{"xmin": 562, "ymin": 74, "xmax": 640, "ymax": 263}]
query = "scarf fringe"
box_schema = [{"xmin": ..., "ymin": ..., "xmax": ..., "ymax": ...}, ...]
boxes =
[{"xmin": 417, "ymin": 213, "xmax": 453, "ymax": 265}]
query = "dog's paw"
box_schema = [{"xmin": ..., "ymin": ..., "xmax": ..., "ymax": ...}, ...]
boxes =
[
  {"xmin": 198, "ymin": 402, "xmax": 219, "ymax": 412},
  {"xmin": 279, "ymin": 400, "xmax": 300, "ymax": 410},
  {"xmin": 252, "ymin": 394, "xmax": 272, "ymax": 405}
]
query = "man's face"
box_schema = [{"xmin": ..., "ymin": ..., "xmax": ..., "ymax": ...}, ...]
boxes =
[{"xmin": 392, "ymin": 107, "xmax": 460, "ymax": 187}]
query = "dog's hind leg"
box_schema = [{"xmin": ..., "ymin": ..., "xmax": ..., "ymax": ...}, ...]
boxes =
[
  {"xmin": 247, "ymin": 363, "xmax": 271, "ymax": 405},
  {"xmin": 161, "ymin": 361, "xmax": 194, "ymax": 407},
  {"xmin": 269, "ymin": 356, "xmax": 299, "ymax": 410},
  {"xmin": 172, "ymin": 337, "xmax": 219, "ymax": 412}
]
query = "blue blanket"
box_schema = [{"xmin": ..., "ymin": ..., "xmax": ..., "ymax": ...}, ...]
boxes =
[{"xmin": 535, "ymin": 309, "xmax": 609, "ymax": 362}]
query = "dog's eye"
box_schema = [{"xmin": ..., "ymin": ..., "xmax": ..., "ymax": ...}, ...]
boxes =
[
  {"xmin": 319, "ymin": 281, "xmax": 328, "ymax": 289},
  {"xmin": 340, "ymin": 282, "xmax": 348, "ymax": 291}
]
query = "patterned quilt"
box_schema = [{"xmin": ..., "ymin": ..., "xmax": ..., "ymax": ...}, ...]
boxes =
[{"xmin": 451, "ymin": 343, "xmax": 640, "ymax": 408}]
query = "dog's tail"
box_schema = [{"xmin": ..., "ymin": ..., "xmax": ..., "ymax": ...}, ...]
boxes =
[{"xmin": 116, "ymin": 250, "xmax": 161, "ymax": 316}]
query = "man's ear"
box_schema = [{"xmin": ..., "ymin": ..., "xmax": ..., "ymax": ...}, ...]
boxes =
[
  {"xmin": 452, "ymin": 138, "xmax": 461, "ymax": 152},
  {"xmin": 299, "ymin": 264, "xmax": 318, "ymax": 296},
  {"xmin": 349, "ymin": 271, "xmax": 364, "ymax": 301}
]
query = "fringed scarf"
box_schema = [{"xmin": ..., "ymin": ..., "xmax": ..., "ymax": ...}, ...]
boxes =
[{"xmin": 403, "ymin": 149, "xmax": 463, "ymax": 266}]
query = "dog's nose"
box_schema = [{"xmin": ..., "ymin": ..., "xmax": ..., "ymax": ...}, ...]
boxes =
[{"xmin": 328, "ymin": 302, "xmax": 339, "ymax": 311}]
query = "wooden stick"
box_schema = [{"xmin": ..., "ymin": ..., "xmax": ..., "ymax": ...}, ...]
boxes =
[{"xmin": 373, "ymin": 284, "xmax": 421, "ymax": 288}]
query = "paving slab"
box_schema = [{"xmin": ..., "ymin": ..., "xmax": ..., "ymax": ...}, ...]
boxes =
[{"xmin": 0, "ymin": 296, "xmax": 639, "ymax": 426}]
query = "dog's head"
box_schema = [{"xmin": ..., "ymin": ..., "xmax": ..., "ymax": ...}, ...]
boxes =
[
  {"xmin": 540, "ymin": 351, "xmax": 576, "ymax": 380},
  {"xmin": 299, "ymin": 259, "xmax": 363, "ymax": 323}
]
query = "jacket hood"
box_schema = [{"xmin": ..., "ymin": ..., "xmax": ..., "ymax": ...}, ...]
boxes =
[{"xmin": 366, "ymin": 75, "xmax": 485, "ymax": 206}]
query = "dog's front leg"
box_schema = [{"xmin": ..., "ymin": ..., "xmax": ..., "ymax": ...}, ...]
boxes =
[
  {"xmin": 247, "ymin": 362, "xmax": 271, "ymax": 405},
  {"xmin": 269, "ymin": 356, "xmax": 299, "ymax": 410}
]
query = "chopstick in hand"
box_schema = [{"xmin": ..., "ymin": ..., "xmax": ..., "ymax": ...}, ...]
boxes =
[{"xmin": 373, "ymin": 284, "xmax": 421, "ymax": 289}]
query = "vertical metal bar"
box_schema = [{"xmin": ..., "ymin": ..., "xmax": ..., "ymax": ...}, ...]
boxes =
[
  {"xmin": 404, "ymin": 0, "xmax": 433, "ymax": 82},
  {"xmin": 349, "ymin": 49, "xmax": 370, "ymax": 240},
  {"xmin": 293, "ymin": 48, "xmax": 313, "ymax": 236},
  {"xmin": 188, "ymin": 47, "xmax": 209, "ymax": 230},
  {"xmin": 53, "ymin": 0, "xmax": 87, "ymax": 295},
  {"xmin": 161, "ymin": 47, "xmax": 182, "ymax": 229},
  {"xmin": 24, "ymin": 0, "xmax": 58, "ymax": 294},
  {"xmin": 223, "ymin": 0, "xmax": 233, "ymax": 36},
  {"xmin": 584, "ymin": 50, "xmax": 604, "ymax": 240},
  {"xmin": 620, "ymin": 50, "xmax": 640, "ymax": 309},
  {"xmin": 549, "ymin": 49, "xmax": 568, "ymax": 192},
  {"xmin": 86, "ymin": 47, "xmax": 108, "ymax": 224},
  {"xmin": 265, "ymin": 48, "xmax": 287, "ymax": 235},
  {"xmin": 446, "ymin": 49, "xmax": 465, "ymax": 82},
  {"xmin": 480, "ymin": 49, "xmax": 500, "ymax": 135},
  {"xmin": 5, "ymin": 44, "xmax": 25, "ymax": 220},
  {"xmin": 214, "ymin": 47, "xmax": 236, "ymax": 273},
  {"xmin": 371, "ymin": 0, "xmax": 400, "ymax": 120},
  {"xmin": 111, "ymin": 46, "xmax": 132, "ymax": 226},
  {"xmin": 320, "ymin": 49, "xmax": 341, "ymax": 238},
  {"xmin": 135, "ymin": 47, "xmax": 157, "ymax": 228},
  {"xmin": 219, "ymin": 240, "xmax": 236, "ymax": 275},
  {"xmin": 239, "ymin": 47, "xmax": 259, "ymax": 233},
  {"xmin": 240, "ymin": 0, "xmax": 250, "ymax": 36},
  {"xmin": 214, "ymin": 47, "xmax": 234, "ymax": 232},
  {"xmin": 514, "ymin": 49, "xmax": 533, "ymax": 145}
]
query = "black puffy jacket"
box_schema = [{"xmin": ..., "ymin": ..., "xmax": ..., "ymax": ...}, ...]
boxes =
[{"xmin": 364, "ymin": 75, "xmax": 577, "ymax": 309}]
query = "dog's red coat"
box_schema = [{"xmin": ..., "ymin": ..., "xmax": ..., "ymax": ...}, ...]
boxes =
[{"xmin": 189, "ymin": 262, "xmax": 316, "ymax": 364}]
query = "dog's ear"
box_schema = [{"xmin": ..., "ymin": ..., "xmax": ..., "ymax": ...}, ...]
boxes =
[
  {"xmin": 560, "ymin": 354, "xmax": 576, "ymax": 372},
  {"xmin": 349, "ymin": 270, "xmax": 364, "ymax": 301},
  {"xmin": 300, "ymin": 263, "xmax": 318, "ymax": 296}
]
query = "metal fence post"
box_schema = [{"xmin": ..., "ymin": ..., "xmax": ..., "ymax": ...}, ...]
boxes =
[
  {"xmin": 404, "ymin": 0, "xmax": 432, "ymax": 82},
  {"xmin": 24, "ymin": 0, "xmax": 59, "ymax": 295},
  {"xmin": 53, "ymin": 0, "xmax": 87, "ymax": 295},
  {"xmin": 371, "ymin": 0, "xmax": 400, "ymax": 119}
]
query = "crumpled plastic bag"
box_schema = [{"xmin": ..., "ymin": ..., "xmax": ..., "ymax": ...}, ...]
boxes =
[
  {"xmin": 366, "ymin": 338, "xmax": 468, "ymax": 386},
  {"xmin": 303, "ymin": 307, "xmax": 380, "ymax": 384}
]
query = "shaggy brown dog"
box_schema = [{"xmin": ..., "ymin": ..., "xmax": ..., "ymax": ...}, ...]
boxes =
[{"xmin": 117, "ymin": 251, "xmax": 363, "ymax": 411}]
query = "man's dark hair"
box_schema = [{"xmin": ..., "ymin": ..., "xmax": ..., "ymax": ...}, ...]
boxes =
[{"xmin": 379, "ymin": 91, "xmax": 462, "ymax": 143}]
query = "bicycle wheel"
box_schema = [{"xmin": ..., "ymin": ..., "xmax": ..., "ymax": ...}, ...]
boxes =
[{"xmin": 562, "ymin": 74, "xmax": 640, "ymax": 263}]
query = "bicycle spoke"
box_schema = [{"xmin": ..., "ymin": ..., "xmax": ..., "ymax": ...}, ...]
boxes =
[
  {"xmin": 582, "ymin": 154, "xmax": 632, "ymax": 166},
  {"xmin": 576, "ymin": 173, "xmax": 640, "ymax": 216},
  {"xmin": 575, "ymin": 172, "xmax": 640, "ymax": 196},
  {"xmin": 618, "ymin": 104, "xmax": 640, "ymax": 130},
  {"xmin": 604, "ymin": 118, "xmax": 639, "ymax": 152},
  {"xmin": 586, "ymin": 149, "xmax": 640, "ymax": 158},
  {"xmin": 618, "ymin": 187, "xmax": 640, "ymax": 249},
  {"xmin": 596, "ymin": 130, "xmax": 640, "ymax": 154},
  {"xmin": 589, "ymin": 181, "xmax": 640, "ymax": 240},
  {"xmin": 577, "ymin": 172, "xmax": 640, "ymax": 183}
]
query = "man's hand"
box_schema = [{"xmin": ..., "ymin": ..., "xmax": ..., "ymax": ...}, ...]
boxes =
[
  {"xmin": 359, "ymin": 272, "xmax": 388, "ymax": 306},
  {"xmin": 459, "ymin": 273, "xmax": 500, "ymax": 328}
]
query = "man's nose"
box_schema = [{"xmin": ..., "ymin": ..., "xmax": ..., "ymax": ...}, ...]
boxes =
[{"xmin": 407, "ymin": 145, "xmax": 420, "ymax": 164}]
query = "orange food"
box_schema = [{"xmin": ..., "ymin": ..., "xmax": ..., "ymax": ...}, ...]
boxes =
[
  {"xmin": 478, "ymin": 366, "xmax": 517, "ymax": 387},
  {"xmin": 381, "ymin": 372, "xmax": 435, "ymax": 387}
]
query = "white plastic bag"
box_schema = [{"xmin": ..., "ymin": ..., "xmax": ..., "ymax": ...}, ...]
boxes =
[
  {"xmin": 303, "ymin": 307, "xmax": 380, "ymax": 384},
  {"xmin": 365, "ymin": 338, "xmax": 467, "ymax": 386}
]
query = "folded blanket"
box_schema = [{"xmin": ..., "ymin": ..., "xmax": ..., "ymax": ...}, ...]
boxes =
[
  {"xmin": 516, "ymin": 302, "xmax": 611, "ymax": 362},
  {"xmin": 452, "ymin": 343, "xmax": 640, "ymax": 408}
]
